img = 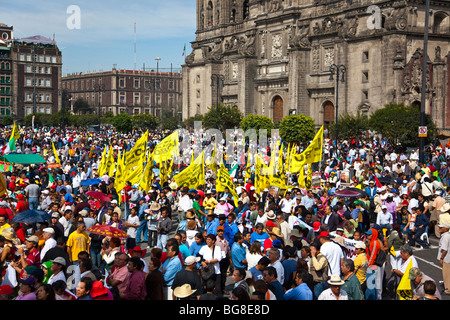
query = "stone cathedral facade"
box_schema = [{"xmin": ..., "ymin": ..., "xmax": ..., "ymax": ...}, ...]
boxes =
[{"xmin": 182, "ymin": 0, "xmax": 450, "ymax": 132}]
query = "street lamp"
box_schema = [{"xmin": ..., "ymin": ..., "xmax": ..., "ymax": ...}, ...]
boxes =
[
  {"xmin": 329, "ymin": 63, "xmax": 346, "ymax": 147},
  {"xmin": 210, "ymin": 74, "xmax": 225, "ymax": 111},
  {"xmin": 94, "ymin": 83, "xmax": 105, "ymax": 129},
  {"xmin": 155, "ymin": 57, "xmax": 161, "ymax": 123},
  {"xmin": 419, "ymin": 0, "xmax": 430, "ymax": 164}
]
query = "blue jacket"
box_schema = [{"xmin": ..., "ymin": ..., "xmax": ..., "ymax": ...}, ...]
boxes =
[{"xmin": 231, "ymin": 242, "xmax": 247, "ymax": 269}]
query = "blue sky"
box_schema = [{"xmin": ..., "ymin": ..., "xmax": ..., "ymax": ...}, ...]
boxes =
[{"xmin": 1, "ymin": 0, "xmax": 196, "ymax": 74}]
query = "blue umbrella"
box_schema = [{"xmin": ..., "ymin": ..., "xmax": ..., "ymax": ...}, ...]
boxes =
[
  {"xmin": 80, "ymin": 178, "xmax": 103, "ymax": 186},
  {"xmin": 13, "ymin": 209, "xmax": 51, "ymax": 224}
]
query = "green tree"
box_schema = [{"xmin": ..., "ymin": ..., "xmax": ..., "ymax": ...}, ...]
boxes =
[
  {"xmin": 202, "ymin": 104, "xmax": 243, "ymax": 132},
  {"xmin": 368, "ymin": 102, "xmax": 436, "ymax": 147},
  {"xmin": 73, "ymin": 98, "xmax": 93, "ymax": 114},
  {"xmin": 23, "ymin": 113, "xmax": 52, "ymax": 127},
  {"xmin": 278, "ymin": 114, "xmax": 316, "ymax": 144},
  {"xmin": 132, "ymin": 113, "xmax": 159, "ymax": 130},
  {"xmin": 240, "ymin": 114, "xmax": 274, "ymax": 137},
  {"xmin": 328, "ymin": 111, "xmax": 369, "ymax": 139},
  {"xmin": 1, "ymin": 115, "xmax": 13, "ymax": 126},
  {"xmin": 111, "ymin": 113, "xmax": 133, "ymax": 133}
]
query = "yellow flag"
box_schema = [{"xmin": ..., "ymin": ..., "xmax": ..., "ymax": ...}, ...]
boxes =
[
  {"xmin": 103, "ymin": 146, "xmax": 115, "ymax": 177},
  {"xmin": 153, "ymin": 130, "xmax": 179, "ymax": 164},
  {"xmin": 173, "ymin": 151, "xmax": 205, "ymax": 190},
  {"xmin": 51, "ymin": 140, "xmax": 60, "ymax": 164},
  {"xmin": 115, "ymin": 150, "xmax": 126, "ymax": 200},
  {"xmin": 278, "ymin": 142, "xmax": 284, "ymax": 175},
  {"xmin": 397, "ymin": 258, "xmax": 413, "ymax": 300},
  {"xmin": 125, "ymin": 130, "xmax": 148, "ymax": 169},
  {"xmin": 11, "ymin": 122, "xmax": 20, "ymax": 141},
  {"xmin": 216, "ymin": 160, "xmax": 239, "ymax": 207},
  {"xmin": 98, "ymin": 146, "xmax": 107, "ymax": 175},
  {"xmin": 305, "ymin": 163, "xmax": 313, "ymax": 189},
  {"xmin": 208, "ymin": 143, "xmax": 218, "ymax": 173},
  {"xmin": 140, "ymin": 152, "xmax": 154, "ymax": 193},
  {"xmin": 0, "ymin": 174, "xmax": 7, "ymax": 197},
  {"xmin": 167, "ymin": 158, "xmax": 174, "ymax": 179},
  {"xmin": 290, "ymin": 125, "xmax": 324, "ymax": 172}
]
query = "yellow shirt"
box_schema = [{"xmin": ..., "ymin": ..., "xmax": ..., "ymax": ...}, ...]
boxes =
[
  {"xmin": 0, "ymin": 223, "xmax": 11, "ymax": 235},
  {"xmin": 354, "ymin": 252, "xmax": 369, "ymax": 285},
  {"xmin": 204, "ymin": 197, "xmax": 218, "ymax": 210},
  {"xmin": 66, "ymin": 230, "xmax": 90, "ymax": 261}
]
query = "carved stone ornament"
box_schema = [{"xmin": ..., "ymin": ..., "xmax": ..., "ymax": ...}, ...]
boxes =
[
  {"xmin": 185, "ymin": 51, "xmax": 195, "ymax": 65},
  {"xmin": 337, "ymin": 15, "xmax": 358, "ymax": 40},
  {"xmin": 289, "ymin": 21, "xmax": 311, "ymax": 49},
  {"xmin": 269, "ymin": 0, "xmax": 283, "ymax": 13},
  {"xmin": 401, "ymin": 48, "xmax": 432, "ymax": 95},
  {"xmin": 271, "ymin": 34, "xmax": 283, "ymax": 58},
  {"xmin": 238, "ymin": 30, "xmax": 257, "ymax": 56},
  {"xmin": 384, "ymin": 6, "xmax": 408, "ymax": 31},
  {"xmin": 206, "ymin": 38, "xmax": 224, "ymax": 62}
]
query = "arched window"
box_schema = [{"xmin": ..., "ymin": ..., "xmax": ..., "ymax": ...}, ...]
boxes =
[
  {"xmin": 433, "ymin": 12, "xmax": 449, "ymax": 34},
  {"xmin": 207, "ymin": 1, "xmax": 213, "ymax": 26},
  {"xmin": 243, "ymin": 0, "xmax": 250, "ymax": 20},
  {"xmin": 323, "ymin": 101, "xmax": 335, "ymax": 126}
]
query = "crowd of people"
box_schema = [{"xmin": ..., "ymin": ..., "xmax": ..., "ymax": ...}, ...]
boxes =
[{"xmin": 0, "ymin": 125, "xmax": 448, "ymax": 302}]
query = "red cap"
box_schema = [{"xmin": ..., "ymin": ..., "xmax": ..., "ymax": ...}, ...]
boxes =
[
  {"xmin": 318, "ymin": 231, "xmax": 329, "ymax": 239},
  {"xmin": 313, "ymin": 221, "xmax": 321, "ymax": 232},
  {"xmin": 266, "ymin": 220, "xmax": 277, "ymax": 228},
  {"xmin": 0, "ymin": 284, "xmax": 13, "ymax": 296}
]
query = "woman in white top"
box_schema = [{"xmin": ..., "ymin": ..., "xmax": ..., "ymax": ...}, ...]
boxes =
[
  {"xmin": 246, "ymin": 241, "xmax": 264, "ymax": 270},
  {"xmin": 199, "ymin": 234, "xmax": 223, "ymax": 293}
]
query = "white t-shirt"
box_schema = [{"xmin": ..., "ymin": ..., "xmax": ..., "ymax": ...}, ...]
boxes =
[
  {"xmin": 199, "ymin": 245, "xmax": 222, "ymax": 274},
  {"xmin": 40, "ymin": 238, "xmax": 57, "ymax": 262},
  {"xmin": 127, "ymin": 215, "xmax": 140, "ymax": 238},
  {"xmin": 320, "ymin": 241, "xmax": 344, "ymax": 276}
]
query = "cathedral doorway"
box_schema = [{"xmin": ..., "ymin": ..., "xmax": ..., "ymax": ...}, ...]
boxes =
[
  {"xmin": 323, "ymin": 100, "xmax": 335, "ymax": 127},
  {"xmin": 272, "ymin": 95, "xmax": 284, "ymax": 123}
]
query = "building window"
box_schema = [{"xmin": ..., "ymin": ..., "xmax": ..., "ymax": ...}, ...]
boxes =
[
  {"xmin": 39, "ymin": 55, "xmax": 44, "ymax": 62},
  {"xmin": 362, "ymin": 71, "xmax": 369, "ymax": 83},
  {"xmin": 26, "ymin": 65, "xmax": 32, "ymax": 73},
  {"xmin": 45, "ymin": 79, "xmax": 51, "ymax": 87},
  {"xmin": 45, "ymin": 56, "xmax": 51, "ymax": 63},
  {"xmin": 134, "ymin": 79, "xmax": 139, "ymax": 89},
  {"xmin": 362, "ymin": 51, "xmax": 369, "ymax": 62},
  {"xmin": 52, "ymin": 57, "xmax": 57, "ymax": 63},
  {"xmin": 19, "ymin": 54, "xmax": 25, "ymax": 61},
  {"xmin": 196, "ymin": 75, "xmax": 201, "ymax": 83},
  {"xmin": 45, "ymin": 94, "xmax": 51, "ymax": 102},
  {"xmin": 362, "ymin": 90, "xmax": 368, "ymax": 100},
  {"xmin": 196, "ymin": 89, "xmax": 201, "ymax": 98},
  {"xmin": 119, "ymin": 78, "xmax": 125, "ymax": 88},
  {"xmin": 46, "ymin": 107, "xmax": 51, "ymax": 114},
  {"xmin": 26, "ymin": 78, "xmax": 32, "ymax": 86},
  {"xmin": 26, "ymin": 54, "xmax": 31, "ymax": 62}
]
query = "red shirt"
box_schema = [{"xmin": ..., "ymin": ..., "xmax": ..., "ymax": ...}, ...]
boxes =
[{"xmin": 16, "ymin": 200, "xmax": 29, "ymax": 214}]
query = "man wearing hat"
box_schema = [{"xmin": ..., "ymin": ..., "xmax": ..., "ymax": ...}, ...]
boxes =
[
  {"xmin": 353, "ymin": 242, "xmax": 368, "ymax": 291},
  {"xmin": 129, "ymin": 246, "xmax": 148, "ymax": 274},
  {"xmin": 318, "ymin": 231, "xmax": 344, "ymax": 277},
  {"xmin": 317, "ymin": 274, "xmax": 348, "ymax": 300},
  {"xmin": 10, "ymin": 235, "xmax": 41, "ymax": 276},
  {"xmin": 47, "ymin": 257, "xmax": 67, "ymax": 285},
  {"xmin": 170, "ymin": 256, "xmax": 202, "ymax": 300},
  {"xmin": 438, "ymin": 222, "xmax": 450, "ymax": 295},
  {"xmin": 40, "ymin": 228, "xmax": 57, "ymax": 263},
  {"xmin": 204, "ymin": 210, "xmax": 220, "ymax": 236},
  {"xmin": 408, "ymin": 267, "xmax": 441, "ymax": 300}
]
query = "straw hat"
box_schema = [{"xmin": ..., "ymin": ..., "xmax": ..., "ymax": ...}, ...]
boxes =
[
  {"xmin": 173, "ymin": 284, "xmax": 197, "ymax": 299},
  {"xmin": 327, "ymin": 274, "xmax": 345, "ymax": 286},
  {"xmin": 268, "ymin": 227, "xmax": 283, "ymax": 238},
  {"xmin": 1, "ymin": 228, "xmax": 20, "ymax": 245}
]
